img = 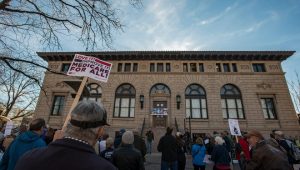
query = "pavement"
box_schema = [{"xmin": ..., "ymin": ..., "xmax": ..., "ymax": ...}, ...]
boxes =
[{"xmin": 144, "ymin": 153, "xmax": 241, "ymax": 170}]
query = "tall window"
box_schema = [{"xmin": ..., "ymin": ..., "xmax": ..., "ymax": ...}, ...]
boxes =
[
  {"xmin": 150, "ymin": 63, "xmax": 155, "ymax": 72},
  {"xmin": 199, "ymin": 63, "xmax": 204, "ymax": 72},
  {"xmin": 190, "ymin": 63, "xmax": 197, "ymax": 72},
  {"xmin": 124, "ymin": 63, "xmax": 131, "ymax": 72},
  {"xmin": 82, "ymin": 83, "xmax": 102, "ymax": 102},
  {"xmin": 117, "ymin": 63, "xmax": 122, "ymax": 72},
  {"xmin": 261, "ymin": 98, "xmax": 277, "ymax": 119},
  {"xmin": 114, "ymin": 84, "xmax": 136, "ymax": 118},
  {"xmin": 133, "ymin": 63, "xmax": 138, "ymax": 72},
  {"xmin": 157, "ymin": 63, "xmax": 163, "ymax": 72},
  {"xmin": 232, "ymin": 63, "xmax": 237, "ymax": 72},
  {"xmin": 223, "ymin": 63, "xmax": 230, "ymax": 72},
  {"xmin": 216, "ymin": 63, "xmax": 221, "ymax": 72},
  {"xmin": 221, "ymin": 84, "xmax": 244, "ymax": 119},
  {"xmin": 166, "ymin": 63, "xmax": 171, "ymax": 72},
  {"xmin": 183, "ymin": 63, "xmax": 188, "ymax": 72},
  {"xmin": 185, "ymin": 84, "xmax": 207, "ymax": 119},
  {"xmin": 61, "ymin": 63, "xmax": 70, "ymax": 73},
  {"xmin": 253, "ymin": 64, "xmax": 266, "ymax": 72},
  {"xmin": 51, "ymin": 96, "xmax": 65, "ymax": 115}
]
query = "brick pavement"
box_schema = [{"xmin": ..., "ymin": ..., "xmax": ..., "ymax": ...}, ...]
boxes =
[{"xmin": 144, "ymin": 153, "xmax": 241, "ymax": 170}]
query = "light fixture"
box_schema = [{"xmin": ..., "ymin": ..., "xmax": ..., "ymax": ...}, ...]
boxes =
[
  {"xmin": 176, "ymin": 95, "xmax": 181, "ymax": 109},
  {"xmin": 140, "ymin": 95, "xmax": 144, "ymax": 109}
]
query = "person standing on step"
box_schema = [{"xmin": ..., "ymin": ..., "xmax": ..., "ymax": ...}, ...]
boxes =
[
  {"xmin": 157, "ymin": 127, "xmax": 178, "ymax": 170},
  {"xmin": 146, "ymin": 128, "xmax": 154, "ymax": 154}
]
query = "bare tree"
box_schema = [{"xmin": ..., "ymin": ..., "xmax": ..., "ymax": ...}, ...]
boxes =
[
  {"xmin": 0, "ymin": 60, "xmax": 41, "ymax": 120},
  {"xmin": 0, "ymin": 0, "xmax": 142, "ymax": 52},
  {"xmin": 288, "ymin": 72, "xmax": 300, "ymax": 114}
]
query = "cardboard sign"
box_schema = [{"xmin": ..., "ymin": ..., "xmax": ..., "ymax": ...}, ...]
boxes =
[
  {"xmin": 4, "ymin": 121, "xmax": 13, "ymax": 137},
  {"xmin": 228, "ymin": 119, "xmax": 241, "ymax": 136},
  {"xmin": 67, "ymin": 54, "xmax": 112, "ymax": 82}
]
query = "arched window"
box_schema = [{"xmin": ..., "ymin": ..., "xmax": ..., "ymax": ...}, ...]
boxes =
[
  {"xmin": 150, "ymin": 83, "xmax": 171, "ymax": 95},
  {"xmin": 113, "ymin": 84, "xmax": 136, "ymax": 118},
  {"xmin": 82, "ymin": 83, "xmax": 102, "ymax": 102},
  {"xmin": 221, "ymin": 84, "xmax": 244, "ymax": 119},
  {"xmin": 185, "ymin": 84, "xmax": 207, "ymax": 119}
]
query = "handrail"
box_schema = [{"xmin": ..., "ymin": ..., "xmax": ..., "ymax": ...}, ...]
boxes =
[{"xmin": 140, "ymin": 117, "xmax": 145, "ymax": 136}]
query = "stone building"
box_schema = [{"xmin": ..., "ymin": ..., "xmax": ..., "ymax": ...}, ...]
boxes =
[{"xmin": 34, "ymin": 51, "xmax": 300, "ymax": 138}]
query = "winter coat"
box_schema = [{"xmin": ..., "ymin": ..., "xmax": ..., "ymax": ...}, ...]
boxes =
[
  {"xmin": 236, "ymin": 138, "xmax": 250, "ymax": 160},
  {"xmin": 133, "ymin": 134, "xmax": 147, "ymax": 159},
  {"xmin": 246, "ymin": 140, "xmax": 292, "ymax": 170},
  {"xmin": 14, "ymin": 138, "xmax": 116, "ymax": 170},
  {"xmin": 157, "ymin": 134, "xmax": 177, "ymax": 162},
  {"xmin": 112, "ymin": 144, "xmax": 145, "ymax": 170},
  {"xmin": 192, "ymin": 144, "xmax": 206, "ymax": 166},
  {"xmin": 211, "ymin": 144, "xmax": 231, "ymax": 166},
  {"xmin": 0, "ymin": 131, "xmax": 46, "ymax": 170}
]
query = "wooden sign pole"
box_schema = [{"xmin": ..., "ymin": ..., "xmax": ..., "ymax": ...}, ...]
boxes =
[{"xmin": 62, "ymin": 76, "xmax": 88, "ymax": 131}]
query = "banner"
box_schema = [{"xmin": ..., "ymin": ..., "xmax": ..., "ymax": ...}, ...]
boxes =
[
  {"xmin": 228, "ymin": 119, "xmax": 241, "ymax": 136},
  {"xmin": 151, "ymin": 108, "xmax": 168, "ymax": 115},
  {"xmin": 67, "ymin": 54, "xmax": 112, "ymax": 82}
]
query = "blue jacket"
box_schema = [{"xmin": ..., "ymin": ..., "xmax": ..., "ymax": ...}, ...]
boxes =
[
  {"xmin": 0, "ymin": 131, "xmax": 46, "ymax": 170},
  {"xmin": 192, "ymin": 144, "xmax": 206, "ymax": 166}
]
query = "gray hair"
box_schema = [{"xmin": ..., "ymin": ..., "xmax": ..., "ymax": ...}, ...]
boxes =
[
  {"xmin": 64, "ymin": 100, "xmax": 106, "ymax": 145},
  {"xmin": 215, "ymin": 136, "xmax": 225, "ymax": 145}
]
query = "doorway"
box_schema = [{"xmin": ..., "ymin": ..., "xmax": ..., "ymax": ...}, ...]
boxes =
[{"xmin": 152, "ymin": 101, "xmax": 167, "ymax": 127}]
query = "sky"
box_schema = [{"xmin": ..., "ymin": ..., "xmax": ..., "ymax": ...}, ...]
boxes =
[{"xmin": 57, "ymin": 0, "xmax": 300, "ymax": 110}]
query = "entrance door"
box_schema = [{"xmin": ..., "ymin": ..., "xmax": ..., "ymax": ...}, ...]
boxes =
[{"xmin": 153, "ymin": 101, "xmax": 167, "ymax": 127}]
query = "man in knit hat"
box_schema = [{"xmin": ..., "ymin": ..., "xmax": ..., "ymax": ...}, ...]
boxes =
[
  {"xmin": 14, "ymin": 101, "xmax": 116, "ymax": 170},
  {"xmin": 112, "ymin": 131, "xmax": 145, "ymax": 170}
]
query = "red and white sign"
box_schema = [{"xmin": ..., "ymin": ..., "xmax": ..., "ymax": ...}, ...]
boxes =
[{"xmin": 67, "ymin": 54, "xmax": 112, "ymax": 82}]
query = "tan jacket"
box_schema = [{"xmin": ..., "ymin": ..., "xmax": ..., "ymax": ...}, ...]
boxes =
[
  {"xmin": 246, "ymin": 140, "xmax": 293, "ymax": 170},
  {"xmin": 3, "ymin": 136, "xmax": 14, "ymax": 150}
]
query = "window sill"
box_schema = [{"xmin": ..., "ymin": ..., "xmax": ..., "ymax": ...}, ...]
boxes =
[
  {"xmin": 112, "ymin": 117, "xmax": 135, "ymax": 121},
  {"xmin": 185, "ymin": 119, "xmax": 209, "ymax": 122}
]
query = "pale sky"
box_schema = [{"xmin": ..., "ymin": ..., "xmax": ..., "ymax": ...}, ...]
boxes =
[{"xmin": 56, "ymin": 0, "xmax": 300, "ymax": 109}]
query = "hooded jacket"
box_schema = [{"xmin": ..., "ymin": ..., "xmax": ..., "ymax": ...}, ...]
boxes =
[{"xmin": 0, "ymin": 131, "xmax": 46, "ymax": 170}]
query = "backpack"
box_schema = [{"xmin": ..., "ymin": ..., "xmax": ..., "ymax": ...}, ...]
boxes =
[{"xmin": 285, "ymin": 139, "xmax": 300, "ymax": 161}]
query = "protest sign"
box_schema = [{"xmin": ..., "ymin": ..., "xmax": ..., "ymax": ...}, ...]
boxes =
[
  {"xmin": 67, "ymin": 54, "xmax": 112, "ymax": 82},
  {"xmin": 228, "ymin": 119, "xmax": 241, "ymax": 136},
  {"xmin": 4, "ymin": 121, "xmax": 13, "ymax": 137}
]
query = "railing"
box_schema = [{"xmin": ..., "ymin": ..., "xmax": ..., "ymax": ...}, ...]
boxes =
[
  {"xmin": 140, "ymin": 117, "xmax": 145, "ymax": 136},
  {"xmin": 175, "ymin": 117, "xmax": 179, "ymax": 132}
]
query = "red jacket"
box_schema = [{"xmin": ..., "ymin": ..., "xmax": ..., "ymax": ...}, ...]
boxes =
[{"xmin": 236, "ymin": 138, "xmax": 250, "ymax": 160}]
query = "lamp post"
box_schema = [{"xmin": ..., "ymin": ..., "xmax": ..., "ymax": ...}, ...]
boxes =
[{"xmin": 176, "ymin": 95, "xmax": 181, "ymax": 110}]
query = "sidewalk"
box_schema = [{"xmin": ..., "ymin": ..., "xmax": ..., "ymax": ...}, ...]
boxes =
[{"xmin": 144, "ymin": 153, "xmax": 241, "ymax": 170}]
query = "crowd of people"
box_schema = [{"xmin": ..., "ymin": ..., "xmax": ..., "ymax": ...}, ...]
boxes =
[{"xmin": 0, "ymin": 100, "xmax": 299, "ymax": 170}]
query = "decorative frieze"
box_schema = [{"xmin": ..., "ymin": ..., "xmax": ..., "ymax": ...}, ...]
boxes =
[{"xmin": 256, "ymin": 82, "xmax": 271, "ymax": 89}]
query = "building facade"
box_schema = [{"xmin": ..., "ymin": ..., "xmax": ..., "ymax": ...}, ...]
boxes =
[{"xmin": 34, "ymin": 51, "xmax": 300, "ymax": 137}]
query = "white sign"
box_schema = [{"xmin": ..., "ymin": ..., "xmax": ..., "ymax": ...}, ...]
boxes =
[
  {"xmin": 228, "ymin": 119, "xmax": 241, "ymax": 136},
  {"xmin": 4, "ymin": 121, "xmax": 13, "ymax": 137},
  {"xmin": 67, "ymin": 54, "xmax": 112, "ymax": 82},
  {"xmin": 151, "ymin": 108, "xmax": 168, "ymax": 115}
]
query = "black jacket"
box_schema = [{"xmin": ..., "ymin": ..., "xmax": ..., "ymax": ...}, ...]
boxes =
[
  {"xmin": 133, "ymin": 134, "xmax": 147, "ymax": 158},
  {"xmin": 157, "ymin": 134, "xmax": 177, "ymax": 162},
  {"xmin": 211, "ymin": 144, "xmax": 231, "ymax": 166},
  {"xmin": 14, "ymin": 138, "xmax": 116, "ymax": 170},
  {"xmin": 112, "ymin": 144, "xmax": 145, "ymax": 170}
]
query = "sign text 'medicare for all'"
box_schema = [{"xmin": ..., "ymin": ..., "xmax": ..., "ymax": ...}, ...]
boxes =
[{"xmin": 67, "ymin": 54, "xmax": 112, "ymax": 82}]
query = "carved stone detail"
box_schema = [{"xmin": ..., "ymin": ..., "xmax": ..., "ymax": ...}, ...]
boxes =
[
  {"xmin": 208, "ymin": 65, "xmax": 212, "ymax": 69},
  {"xmin": 269, "ymin": 65, "xmax": 279, "ymax": 70},
  {"xmin": 49, "ymin": 64, "xmax": 59, "ymax": 70},
  {"xmin": 240, "ymin": 65, "xmax": 250, "ymax": 70},
  {"xmin": 256, "ymin": 82, "xmax": 271, "ymax": 89},
  {"xmin": 175, "ymin": 65, "xmax": 179, "ymax": 69},
  {"xmin": 141, "ymin": 64, "xmax": 146, "ymax": 69}
]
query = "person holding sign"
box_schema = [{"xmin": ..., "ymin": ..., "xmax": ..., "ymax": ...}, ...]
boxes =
[{"xmin": 14, "ymin": 101, "xmax": 116, "ymax": 170}]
